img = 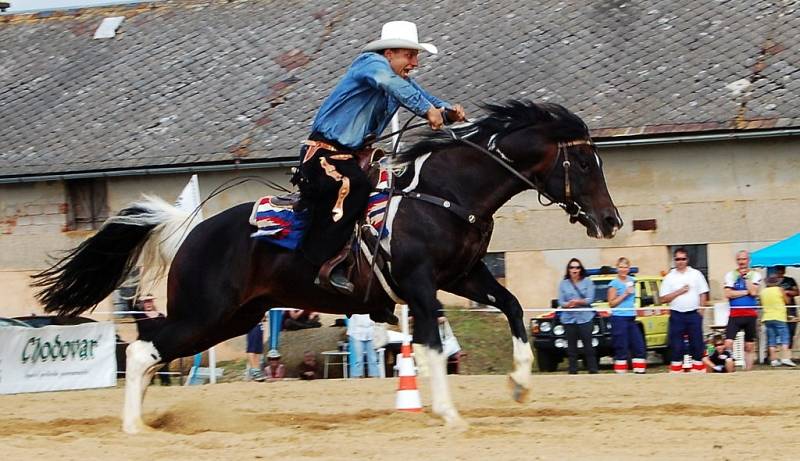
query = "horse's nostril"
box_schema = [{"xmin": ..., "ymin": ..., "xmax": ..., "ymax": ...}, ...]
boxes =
[{"xmin": 604, "ymin": 215, "xmax": 619, "ymax": 229}]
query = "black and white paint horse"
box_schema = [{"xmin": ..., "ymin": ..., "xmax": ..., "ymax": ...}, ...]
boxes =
[{"xmin": 32, "ymin": 100, "xmax": 622, "ymax": 433}]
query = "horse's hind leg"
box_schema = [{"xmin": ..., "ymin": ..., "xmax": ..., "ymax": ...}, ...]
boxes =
[
  {"xmin": 122, "ymin": 320, "xmax": 206, "ymax": 434},
  {"xmin": 444, "ymin": 262, "xmax": 533, "ymax": 402},
  {"xmin": 122, "ymin": 340, "xmax": 162, "ymax": 434}
]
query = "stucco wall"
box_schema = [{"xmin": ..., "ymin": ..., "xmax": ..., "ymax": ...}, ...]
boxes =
[{"xmin": 1, "ymin": 136, "xmax": 799, "ymax": 319}]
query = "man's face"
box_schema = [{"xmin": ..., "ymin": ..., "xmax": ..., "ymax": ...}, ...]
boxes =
[
  {"xmin": 303, "ymin": 354, "xmax": 316, "ymax": 365},
  {"xmin": 143, "ymin": 300, "xmax": 155, "ymax": 311},
  {"xmin": 384, "ymin": 48, "xmax": 419, "ymax": 78},
  {"xmin": 674, "ymin": 252, "xmax": 689, "ymax": 270},
  {"xmin": 736, "ymin": 252, "xmax": 750, "ymax": 271}
]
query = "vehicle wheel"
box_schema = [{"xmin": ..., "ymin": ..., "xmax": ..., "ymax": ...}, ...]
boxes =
[{"xmin": 534, "ymin": 348, "xmax": 560, "ymax": 372}]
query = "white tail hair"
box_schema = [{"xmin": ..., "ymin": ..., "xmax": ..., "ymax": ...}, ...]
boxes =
[{"xmin": 106, "ymin": 194, "xmax": 201, "ymax": 296}]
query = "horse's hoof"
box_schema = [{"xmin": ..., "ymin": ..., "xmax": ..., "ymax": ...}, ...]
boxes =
[
  {"xmin": 122, "ymin": 420, "xmax": 154, "ymax": 435},
  {"xmin": 508, "ymin": 375, "xmax": 530, "ymax": 403},
  {"xmin": 444, "ymin": 415, "xmax": 470, "ymax": 431}
]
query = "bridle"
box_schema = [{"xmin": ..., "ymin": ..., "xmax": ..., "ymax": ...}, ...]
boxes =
[{"xmin": 443, "ymin": 125, "xmax": 595, "ymax": 220}]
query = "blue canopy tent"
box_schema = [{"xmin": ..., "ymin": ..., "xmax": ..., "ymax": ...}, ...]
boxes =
[{"xmin": 751, "ymin": 232, "xmax": 800, "ymax": 267}]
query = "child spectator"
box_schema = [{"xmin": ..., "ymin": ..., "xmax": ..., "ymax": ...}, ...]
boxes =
[
  {"xmin": 264, "ymin": 349, "xmax": 286, "ymax": 381},
  {"xmin": 297, "ymin": 351, "xmax": 319, "ymax": 380},
  {"xmin": 703, "ymin": 335, "xmax": 735, "ymax": 373},
  {"xmin": 760, "ymin": 275, "xmax": 797, "ymax": 367}
]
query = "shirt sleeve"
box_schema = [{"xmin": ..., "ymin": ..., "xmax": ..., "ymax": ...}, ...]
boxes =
[
  {"xmin": 408, "ymin": 78, "xmax": 452, "ymax": 110},
  {"xmin": 659, "ymin": 273, "xmax": 673, "ymax": 297},
  {"xmin": 723, "ymin": 271, "xmax": 735, "ymax": 288},
  {"xmin": 695, "ymin": 270, "xmax": 710, "ymax": 294},
  {"xmin": 354, "ymin": 57, "xmax": 435, "ymax": 116}
]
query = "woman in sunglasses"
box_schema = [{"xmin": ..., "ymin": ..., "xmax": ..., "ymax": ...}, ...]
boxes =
[{"xmin": 557, "ymin": 258, "xmax": 598, "ymax": 374}]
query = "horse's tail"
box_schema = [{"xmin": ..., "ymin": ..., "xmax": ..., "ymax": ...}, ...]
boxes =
[{"xmin": 31, "ymin": 195, "xmax": 196, "ymax": 316}]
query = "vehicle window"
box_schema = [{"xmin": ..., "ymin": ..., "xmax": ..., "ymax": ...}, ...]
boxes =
[
  {"xmin": 593, "ymin": 280, "xmax": 610, "ymax": 303},
  {"xmin": 647, "ymin": 281, "xmax": 661, "ymax": 305}
]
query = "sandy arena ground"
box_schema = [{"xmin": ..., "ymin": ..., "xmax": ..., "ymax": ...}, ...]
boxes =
[{"xmin": 1, "ymin": 372, "xmax": 799, "ymax": 460}]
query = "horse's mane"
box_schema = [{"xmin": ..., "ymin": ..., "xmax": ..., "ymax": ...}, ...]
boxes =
[{"xmin": 395, "ymin": 100, "xmax": 589, "ymax": 164}]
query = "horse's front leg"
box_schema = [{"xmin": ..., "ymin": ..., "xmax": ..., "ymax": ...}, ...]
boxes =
[
  {"xmin": 397, "ymin": 265, "xmax": 466, "ymax": 428},
  {"xmin": 445, "ymin": 262, "xmax": 533, "ymax": 403}
]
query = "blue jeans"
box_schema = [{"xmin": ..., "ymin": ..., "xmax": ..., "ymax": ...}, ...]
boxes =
[
  {"xmin": 765, "ymin": 320, "xmax": 790, "ymax": 346},
  {"xmin": 350, "ymin": 339, "xmax": 379, "ymax": 378}
]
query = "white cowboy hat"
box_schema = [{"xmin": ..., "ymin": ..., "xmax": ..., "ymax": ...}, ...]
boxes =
[
  {"xmin": 139, "ymin": 293, "xmax": 156, "ymax": 301},
  {"xmin": 363, "ymin": 21, "xmax": 438, "ymax": 54}
]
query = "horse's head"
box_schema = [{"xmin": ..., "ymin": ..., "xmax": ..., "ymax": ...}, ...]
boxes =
[{"xmin": 480, "ymin": 101, "xmax": 623, "ymax": 238}]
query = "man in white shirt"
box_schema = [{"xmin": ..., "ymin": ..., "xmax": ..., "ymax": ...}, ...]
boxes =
[{"xmin": 659, "ymin": 248, "xmax": 710, "ymax": 373}]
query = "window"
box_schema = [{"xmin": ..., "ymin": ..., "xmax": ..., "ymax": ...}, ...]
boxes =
[
  {"xmin": 483, "ymin": 252, "xmax": 506, "ymax": 279},
  {"xmin": 66, "ymin": 178, "xmax": 109, "ymax": 230},
  {"xmin": 669, "ymin": 244, "xmax": 708, "ymax": 280}
]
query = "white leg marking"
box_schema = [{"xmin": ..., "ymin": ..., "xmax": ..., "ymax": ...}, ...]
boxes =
[
  {"xmin": 420, "ymin": 344, "xmax": 467, "ymax": 428},
  {"xmin": 509, "ymin": 337, "xmax": 533, "ymax": 402},
  {"xmin": 122, "ymin": 340, "xmax": 161, "ymax": 434}
]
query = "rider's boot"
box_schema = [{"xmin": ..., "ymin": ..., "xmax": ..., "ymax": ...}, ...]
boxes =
[
  {"xmin": 329, "ymin": 266, "xmax": 354, "ymax": 295},
  {"xmin": 316, "ymin": 245, "xmax": 354, "ymax": 295}
]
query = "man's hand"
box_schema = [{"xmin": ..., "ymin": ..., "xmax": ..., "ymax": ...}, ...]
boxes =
[
  {"xmin": 446, "ymin": 104, "xmax": 467, "ymax": 122},
  {"xmin": 426, "ymin": 106, "xmax": 444, "ymax": 130}
]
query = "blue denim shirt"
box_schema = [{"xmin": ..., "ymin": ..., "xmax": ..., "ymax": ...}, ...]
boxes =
[
  {"xmin": 310, "ymin": 52, "xmax": 452, "ymax": 149},
  {"xmin": 558, "ymin": 278, "xmax": 596, "ymax": 324}
]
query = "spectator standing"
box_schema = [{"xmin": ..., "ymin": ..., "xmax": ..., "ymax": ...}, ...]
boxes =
[
  {"xmin": 774, "ymin": 265, "xmax": 799, "ymax": 348},
  {"xmin": 264, "ymin": 349, "xmax": 286, "ymax": 381},
  {"xmin": 703, "ymin": 335, "xmax": 735, "ymax": 373},
  {"xmin": 557, "ymin": 258, "xmax": 598, "ymax": 374},
  {"xmin": 297, "ymin": 351, "xmax": 320, "ymax": 380},
  {"xmin": 347, "ymin": 314, "xmax": 380, "ymax": 378},
  {"xmin": 723, "ymin": 250, "xmax": 761, "ymax": 370},
  {"xmin": 759, "ymin": 275, "xmax": 797, "ymax": 367},
  {"xmin": 133, "ymin": 294, "xmax": 171, "ymax": 385},
  {"xmin": 245, "ymin": 318, "xmax": 266, "ymax": 382},
  {"xmin": 659, "ymin": 248, "xmax": 710, "ymax": 373},
  {"xmin": 607, "ymin": 257, "xmax": 646, "ymax": 374}
]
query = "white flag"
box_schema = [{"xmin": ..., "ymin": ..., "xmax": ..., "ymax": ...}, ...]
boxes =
[{"xmin": 175, "ymin": 174, "xmax": 203, "ymax": 220}]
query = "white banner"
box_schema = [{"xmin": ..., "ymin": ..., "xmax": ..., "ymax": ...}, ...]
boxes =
[{"xmin": 0, "ymin": 322, "xmax": 117, "ymax": 394}]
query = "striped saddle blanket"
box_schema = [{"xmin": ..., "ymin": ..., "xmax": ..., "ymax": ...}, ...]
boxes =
[{"xmin": 249, "ymin": 167, "xmax": 391, "ymax": 250}]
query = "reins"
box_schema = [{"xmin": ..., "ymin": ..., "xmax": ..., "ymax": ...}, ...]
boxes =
[
  {"xmin": 442, "ymin": 126, "xmax": 594, "ymax": 218},
  {"xmin": 360, "ymin": 113, "xmax": 594, "ymax": 301}
]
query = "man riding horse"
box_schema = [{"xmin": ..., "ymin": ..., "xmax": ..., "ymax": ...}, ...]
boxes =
[{"xmin": 293, "ymin": 20, "xmax": 466, "ymax": 295}]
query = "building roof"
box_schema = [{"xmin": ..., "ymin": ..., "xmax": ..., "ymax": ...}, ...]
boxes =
[{"xmin": 1, "ymin": 0, "xmax": 798, "ymax": 178}]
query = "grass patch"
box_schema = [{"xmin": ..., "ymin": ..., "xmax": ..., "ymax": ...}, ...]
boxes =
[{"xmin": 446, "ymin": 309, "xmax": 513, "ymax": 375}]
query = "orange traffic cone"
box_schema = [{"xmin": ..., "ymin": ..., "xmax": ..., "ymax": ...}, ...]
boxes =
[{"xmin": 395, "ymin": 343, "xmax": 422, "ymax": 412}]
